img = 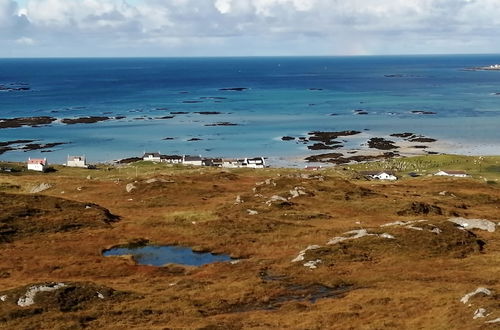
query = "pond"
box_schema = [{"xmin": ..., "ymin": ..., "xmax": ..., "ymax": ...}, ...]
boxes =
[{"xmin": 103, "ymin": 245, "xmax": 233, "ymax": 267}]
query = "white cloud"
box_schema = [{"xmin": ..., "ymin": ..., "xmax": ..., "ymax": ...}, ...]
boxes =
[
  {"xmin": 2, "ymin": 0, "xmax": 500, "ymax": 56},
  {"xmin": 15, "ymin": 36, "xmax": 35, "ymax": 45}
]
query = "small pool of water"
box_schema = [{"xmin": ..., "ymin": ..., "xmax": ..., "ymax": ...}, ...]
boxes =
[{"xmin": 103, "ymin": 245, "xmax": 233, "ymax": 267}]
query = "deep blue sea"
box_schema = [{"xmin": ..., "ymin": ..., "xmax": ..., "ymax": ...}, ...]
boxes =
[{"xmin": 1, "ymin": 55, "xmax": 500, "ymax": 166}]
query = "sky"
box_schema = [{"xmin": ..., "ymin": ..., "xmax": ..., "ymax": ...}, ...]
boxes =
[{"xmin": 1, "ymin": 0, "xmax": 500, "ymax": 57}]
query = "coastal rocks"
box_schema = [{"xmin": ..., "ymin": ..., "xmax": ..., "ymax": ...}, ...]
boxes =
[
  {"xmin": 0, "ymin": 116, "xmax": 56, "ymax": 129},
  {"xmin": 204, "ymin": 122, "xmax": 239, "ymax": 126},
  {"xmin": 305, "ymin": 152, "xmax": 397, "ymax": 164},
  {"xmin": 20, "ymin": 142, "xmax": 67, "ymax": 152},
  {"xmin": 410, "ymin": 110, "xmax": 437, "ymax": 115},
  {"xmin": 308, "ymin": 130, "xmax": 361, "ymax": 145},
  {"xmin": 390, "ymin": 133, "xmax": 414, "ymax": 138},
  {"xmin": 353, "ymin": 109, "xmax": 369, "ymax": 115},
  {"xmin": 0, "ymin": 83, "xmax": 30, "ymax": 92},
  {"xmin": 219, "ymin": 87, "xmax": 248, "ymax": 91},
  {"xmin": 409, "ymin": 137, "xmax": 437, "ymax": 143},
  {"xmin": 308, "ymin": 143, "xmax": 342, "ymax": 150},
  {"xmin": 30, "ymin": 183, "xmax": 53, "ymax": 194},
  {"xmin": 195, "ymin": 111, "xmax": 222, "ymax": 115},
  {"xmin": 448, "ymin": 217, "xmax": 497, "ymax": 232},
  {"xmin": 281, "ymin": 136, "xmax": 295, "ymax": 141},
  {"xmin": 367, "ymin": 137, "xmax": 399, "ymax": 150},
  {"xmin": 61, "ymin": 116, "xmax": 110, "ymax": 124}
]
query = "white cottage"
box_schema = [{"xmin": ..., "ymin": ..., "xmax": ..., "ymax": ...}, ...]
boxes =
[
  {"xmin": 143, "ymin": 152, "xmax": 162, "ymax": 162},
  {"xmin": 222, "ymin": 158, "xmax": 239, "ymax": 168},
  {"xmin": 435, "ymin": 170, "xmax": 468, "ymax": 178},
  {"xmin": 66, "ymin": 155, "xmax": 87, "ymax": 168},
  {"xmin": 361, "ymin": 171, "xmax": 398, "ymax": 181},
  {"xmin": 161, "ymin": 155, "xmax": 183, "ymax": 164},
  {"xmin": 27, "ymin": 158, "xmax": 47, "ymax": 172},
  {"xmin": 246, "ymin": 157, "xmax": 266, "ymax": 169},
  {"xmin": 183, "ymin": 155, "xmax": 203, "ymax": 166}
]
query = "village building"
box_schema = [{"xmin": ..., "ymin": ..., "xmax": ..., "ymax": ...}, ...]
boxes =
[
  {"xmin": 202, "ymin": 158, "xmax": 223, "ymax": 167},
  {"xmin": 66, "ymin": 155, "xmax": 88, "ymax": 168},
  {"xmin": 143, "ymin": 152, "xmax": 162, "ymax": 162},
  {"xmin": 27, "ymin": 158, "xmax": 48, "ymax": 172},
  {"xmin": 222, "ymin": 158, "xmax": 239, "ymax": 168},
  {"xmin": 435, "ymin": 170, "xmax": 469, "ymax": 178},
  {"xmin": 161, "ymin": 155, "xmax": 183, "ymax": 164},
  {"xmin": 183, "ymin": 155, "xmax": 203, "ymax": 166},
  {"xmin": 246, "ymin": 157, "xmax": 266, "ymax": 169},
  {"xmin": 361, "ymin": 171, "xmax": 398, "ymax": 181}
]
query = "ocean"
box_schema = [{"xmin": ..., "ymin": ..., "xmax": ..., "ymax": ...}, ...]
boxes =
[{"xmin": 1, "ymin": 55, "xmax": 500, "ymax": 167}]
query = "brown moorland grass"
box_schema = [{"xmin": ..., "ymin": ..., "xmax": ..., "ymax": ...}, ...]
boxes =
[{"xmin": 0, "ymin": 162, "xmax": 498, "ymax": 329}]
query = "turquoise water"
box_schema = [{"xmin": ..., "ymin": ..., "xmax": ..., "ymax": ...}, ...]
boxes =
[
  {"xmin": 103, "ymin": 245, "xmax": 232, "ymax": 267},
  {"xmin": 1, "ymin": 55, "xmax": 499, "ymax": 166}
]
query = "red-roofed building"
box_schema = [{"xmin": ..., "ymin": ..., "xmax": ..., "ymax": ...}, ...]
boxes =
[{"xmin": 27, "ymin": 158, "xmax": 47, "ymax": 172}]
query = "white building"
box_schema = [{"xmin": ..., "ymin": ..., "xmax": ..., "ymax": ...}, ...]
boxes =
[
  {"xmin": 361, "ymin": 171, "xmax": 398, "ymax": 181},
  {"xmin": 435, "ymin": 170, "xmax": 468, "ymax": 178},
  {"xmin": 27, "ymin": 158, "xmax": 47, "ymax": 172},
  {"xmin": 183, "ymin": 155, "xmax": 203, "ymax": 166},
  {"xmin": 222, "ymin": 158, "xmax": 239, "ymax": 168},
  {"xmin": 161, "ymin": 155, "xmax": 183, "ymax": 164},
  {"xmin": 246, "ymin": 157, "xmax": 266, "ymax": 169},
  {"xmin": 143, "ymin": 152, "xmax": 162, "ymax": 162},
  {"xmin": 66, "ymin": 155, "xmax": 87, "ymax": 168}
]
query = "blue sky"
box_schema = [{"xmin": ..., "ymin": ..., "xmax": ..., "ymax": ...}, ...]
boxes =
[{"xmin": 1, "ymin": 0, "xmax": 500, "ymax": 57}]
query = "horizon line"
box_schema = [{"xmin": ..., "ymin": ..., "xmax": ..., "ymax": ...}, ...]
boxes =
[{"xmin": 1, "ymin": 53, "xmax": 500, "ymax": 60}]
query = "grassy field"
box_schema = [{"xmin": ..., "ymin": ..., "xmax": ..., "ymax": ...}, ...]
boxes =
[{"xmin": 0, "ymin": 156, "xmax": 499, "ymax": 329}]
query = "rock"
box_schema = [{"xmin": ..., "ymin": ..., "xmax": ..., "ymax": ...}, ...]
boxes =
[
  {"xmin": 86, "ymin": 175, "xmax": 92, "ymax": 180},
  {"xmin": 328, "ymin": 229, "xmax": 395, "ymax": 245},
  {"xmin": 126, "ymin": 183, "xmax": 136, "ymax": 193},
  {"xmin": 292, "ymin": 245, "xmax": 322, "ymax": 262},
  {"xmin": 247, "ymin": 209, "xmax": 258, "ymax": 215},
  {"xmin": 486, "ymin": 318, "xmax": 500, "ymax": 324},
  {"xmin": 473, "ymin": 308, "xmax": 488, "ymax": 319},
  {"xmin": 367, "ymin": 137, "xmax": 399, "ymax": 150},
  {"xmin": 219, "ymin": 87, "xmax": 248, "ymax": 91},
  {"xmin": 61, "ymin": 116, "xmax": 110, "ymax": 125},
  {"xmin": 449, "ymin": 217, "xmax": 496, "ymax": 232},
  {"xmin": 30, "ymin": 183, "xmax": 53, "ymax": 194},
  {"xmin": 289, "ymin": 187, "xmax": 307, "ymax": 199},
  {"xmin": 266, "ymin": 195, "xmax": 288, "ymax": 206},
  {"xmin": 17, "ymin": 283, "xmax": 67, "ymax": 307},
  {"xmin": 303, "ymin": 259, "xmax": 322, "ymax": 269},
  {"xmin": 460, "ymin": 288, "xmax": 492, "ymax": 304},
  {"xmin": 0, "ymin": 116, "xmax": 56, "ymax": 129},
  {"xmin": 235, "ymin": 195, "xmax": 243, "ymax": 204},
  {"xmin": 145, "ymin": 178, "xmax": 158, "ymax": 184}
]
